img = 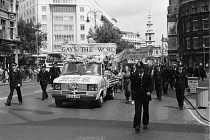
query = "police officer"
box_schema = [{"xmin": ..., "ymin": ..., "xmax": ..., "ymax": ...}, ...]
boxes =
[
  {"xmin": 174, "ymin": 64, "xmax": 188, "ymax": 110},
  {"xmin": 153, "ymin": 65, "xmax": 164, "ymax": 101},
  {"xmin": 131, "ymin": 65, "xmax": 153, "ymax": 132},
  {"xmin": 37, "ymin": 64, "xmax": 50, "ymax": 100},
  {"xmin": 5, "ymin": 63, "xmax": 23, "ymax": 106},
  {"xmin": 49, "ymin": 62, "xmax": 60, "ymax": 87}
]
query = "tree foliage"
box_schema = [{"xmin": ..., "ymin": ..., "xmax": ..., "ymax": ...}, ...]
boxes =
[
  {"xmin": 18, "ymin": 19, "xmax": 46, "ymax": 54},
  {"xmin": 87, "ymin": 22, "xmax": 134, "ymax": 53}
]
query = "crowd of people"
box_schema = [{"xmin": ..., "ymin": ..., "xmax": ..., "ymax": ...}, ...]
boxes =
[{"xmin": 105, "ymin": 60, "xmax": 207, "ymax": 132}]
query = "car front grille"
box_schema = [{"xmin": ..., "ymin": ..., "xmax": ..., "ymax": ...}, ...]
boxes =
[{"xmin": 61, "ymin": 83, "xmax": 87, "ymax": 91}]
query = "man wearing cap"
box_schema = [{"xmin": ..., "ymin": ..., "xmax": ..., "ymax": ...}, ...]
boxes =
[
  {"xmin": 37, "ymin": 64, "xmax": 50, "ymax": 100},
  {"xmin": 49, "ymin": 62, "xmax": 60, "ymax": 87},
  {"xmin": 173, "ymin": 64, "xmax": 188, "ymax": 110},
  {"xmin": 5, "ymin": 63, "xmax": 23, "ymax": 106},
  {"xmin": 131, "ymin": 65, "xmax": 153, "ymax": 132},
  {"xmin": 153, "ymin": 65, "xmax": 164, "ymax": 101}
]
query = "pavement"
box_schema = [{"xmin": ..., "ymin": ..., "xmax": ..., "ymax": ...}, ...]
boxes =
[{"xmin": 0, "ymin": 76, "xmax": 209, "ymax": 123}]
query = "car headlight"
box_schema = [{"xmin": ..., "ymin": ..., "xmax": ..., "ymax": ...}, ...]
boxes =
[
  {"xmin": 54, "ymin": 83, "xmax": 61, "ymax": 90},
  {"xmin": 87, "ymin": 84, "xmax": 98, "ymax": 91}
]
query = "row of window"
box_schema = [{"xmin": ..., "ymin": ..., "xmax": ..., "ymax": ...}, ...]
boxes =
[
  {"xmin": 54, "ymin": 24, "xmax": 74, "ymax": 31},
  {"xmin": 0, "ymin": 0, "xmax": 14, "ymax": 12},
  {"xmin": 184, "ymin": 18, "xmax": 209, "ymax": 32},
  {"xmin": 52, "ymin": 6, "xmax": 76, "ymax": 13},
  {"xmin": 181, "ymin": 1, "xmax": 209, "ymax": 16},
  {"xmin": 53, "ymin": 16, "xmax": 74, "ymax": 21},
  {"xmin": 53, "ymin": 0, "xmax": 74, "ymax": 3},
  {"xmin": 20, "ymin": 0, "xmax": 35, "ymax": 11},
  {"xmin": 53, "ymin": 34, "xmax": 86, "ymax": 42},
  {"xmin": 185, "ymin": 36, "xmax": 209, "ymax": 49}
]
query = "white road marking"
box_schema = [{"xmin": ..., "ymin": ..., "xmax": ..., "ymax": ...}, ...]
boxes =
[
  {"xmin": 0, "ymin": 90, "xmax": 42, "ymax": 100},
  {"xmin": 184, "ymin": 101, "xmax": 210, "ymax": 126}
]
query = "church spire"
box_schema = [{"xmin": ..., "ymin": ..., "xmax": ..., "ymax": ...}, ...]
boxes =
[{"xmin": 145, "ymin": 11, "xmax": 155, "ymax": 46}]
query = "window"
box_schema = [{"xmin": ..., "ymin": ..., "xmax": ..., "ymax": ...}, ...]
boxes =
[
  {"xmin": 185, "ymin": 5, "xmax": 189, "ymax": 15},
  {"xmin": 202, "ymin": 2, "xmax": 208, "ymax": 12},
  {"xmin": 202, "ymin": 19, "xmax": 209, "ymax": 29},
  {"xmin": 193, "ymin": 20, "xmax": 198, "ymax": 31},
  {"xmin": 42, "ymin": 15, "xmax": 47, "ymax": 20},
  {"xmin": 193, "ymin": 37, "xmax": 199, "ymax": 49},
  {"xmin": 80, "ymin": 7, "xmax": 84, "ymax": 12},
  {"xmin": 42, "ymin": 24, "xmax": 47, "ymax": 30},
  {"xmin": 80, "ymin": 15, "xmax": 85, "ymax": 21},
  {"xmin": 149, "ymin": 36, "xmax": 151, "ymax": 41},
  {"xmin": 191, "ymin": 3, "xmax": 197, "ymax": 14},
  {"xmin": 186, "ymin": 22, "xmax": 190, "ymax": 32},
  {"xmin": 42, "ymin": 6, "xmax": 46, "ymax": 11},
  {"xmin": 81, "ymin": 34, "xmax": 85, "ymax": 40},
  {"xmin": 80, "ymin": 24, "xmax": 85, "ymax": 30},
  {"xmin": 203, "ymin": 37, "xmax": 209, "ymax": 48},
  {"xmin": 187, "ymin": 38, "xmax": 190, "ymax": 49}
]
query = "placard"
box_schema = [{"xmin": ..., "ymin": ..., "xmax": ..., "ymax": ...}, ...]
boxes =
[{"xmin": 188, "ymin": 77, "xmax": 199, "ymax": 94}]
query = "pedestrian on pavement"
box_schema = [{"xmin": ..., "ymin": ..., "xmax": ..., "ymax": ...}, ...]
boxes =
[
  {"xmin": 37, "ymin": 64, "xmax": 50, "ymax": 100},
  {"xmin": 162, "ymin": 65, "xmax": 169, "ymax": 94},
  {"xmin": 173, "ymin": 64, "xmax": 188, "ymax": 110},
  {"xmin": 199, "ymin": 63, "xmax": 206, "ymax": 81},
  {"xmin": 153, "ymin": 65, "xmax": 164, "ymax": 101},
  {"xmin": 5, "ymin": 63, "xmax": 23, "ymax": 106},
  {"xmin": 49, "ymin": 62, "xmax": 60, "ymax": 87},
  {"xmin": 123, "ymin": 65, "xmax": 131, "ymax": 102},
  {"xmin": 131, "ymin": 65, "xmax": 153, "ymax": 132},
  {"xmin": 130, "ymin": 63, "xmax": 139, "ymax": 105},
  {"xmin": 192, "ymin": 64, "xmax": 200, "ymax": 79}
]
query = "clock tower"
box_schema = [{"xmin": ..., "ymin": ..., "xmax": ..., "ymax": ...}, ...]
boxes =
[{"xmin": 145, "ymin": 11, "xmax": 155, "ymax": 46}]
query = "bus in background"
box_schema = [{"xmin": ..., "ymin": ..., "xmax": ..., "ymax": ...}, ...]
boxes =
[{"xmin": 45, "ymin": 52, "xmax": 66, "ymax": 71}]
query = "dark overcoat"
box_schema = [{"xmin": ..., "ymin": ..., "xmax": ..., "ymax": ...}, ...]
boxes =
[
  {"xmin": 131, "ymin": 72, "xmax": 153, "ymax": 102},
  {"xmin": 174, "ymin": 70, "xmax": 188, "ymax": 89},
  {"xmin": 9, "ymin": 69, "xmax": 22, "ymax": 87},
  {"xmin": 37, "ymin": 70, "xmax": 50, "ymax": 85}
]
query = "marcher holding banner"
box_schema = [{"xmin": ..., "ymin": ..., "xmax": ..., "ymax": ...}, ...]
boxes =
[{"xmin": 173, "ymin": 64, "xmax": 188, "ymax": 110}]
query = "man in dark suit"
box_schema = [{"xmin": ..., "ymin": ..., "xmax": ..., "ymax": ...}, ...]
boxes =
[
  {"xmin": 49, "ymin": 62, "xmax": 61, "ymax": 87},
  {"xmin": 37, "ymin": 64, "xmax": 50, "ymax": 100},
  {"xmin": 5, "ymin": 63, "xmax": 23, "ymax": 106},
  {"xmin": 130, "ymin": 63, "xmax": 139, "ymax": 105},
  {"xmin": 153, "ymin": 65, "xmax": 164, "ymax": 101},
  {"xmin": 174, "ymin": 64, "xmax": 188, "ymax": 110},
  {"xmin": 131, "ymin": 65, "xmax": 153, "ymax": 132}
]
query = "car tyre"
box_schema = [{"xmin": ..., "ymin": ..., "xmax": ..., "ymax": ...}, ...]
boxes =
[
  {"xmin": 95, "ymin": 94, "xmax": 103, "ymax": 108},
  {"xmin": 55, "ymin": 99, "xmax": 63, "ymax": 107}
]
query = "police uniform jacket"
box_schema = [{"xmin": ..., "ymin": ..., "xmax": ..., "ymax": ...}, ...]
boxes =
[
  {"xmin": 131, "ymin": 72, "xmax": 153, "ymax": 102},
  {"xmin": 153, "ymin": 69, "xmax": 164, "ymax": 85},
  {"xmin": 37, "ymin": 70, "xmax": 50, "ymax": 85},
  {"xmin": 49, "ymin": 67, "xmax": 60, "ymax": 78},
  {"xmin": 9, "ymin": 69, "xmax": 22, "ymax": 87},
  {"xmin": 174, "ymin": 70, "xmax": 188, "ymax": 89}
]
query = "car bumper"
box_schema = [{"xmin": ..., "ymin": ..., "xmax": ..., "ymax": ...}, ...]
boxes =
[{"xmin": 52, "ymin": 93, "xmax": 97, "ymax": 101}]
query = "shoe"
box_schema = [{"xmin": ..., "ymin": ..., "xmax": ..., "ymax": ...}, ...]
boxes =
[
  {"xmin": 19, "ymin": 102, "xmax": 22, "ymax": 105},
  {"xmin": 179, "ymin": 107, "xmax": 183, "ymax": 110},
  {"xmin": 143, "ymin": 125, "xmax": 148, "ymax": 129},
  {"xmin": 135, "ymin": 126, "xmax": 140, "ymax": 132},
  {"xmin": 5, "ymin": 103, "xmax": 11, "ymax": 106}
]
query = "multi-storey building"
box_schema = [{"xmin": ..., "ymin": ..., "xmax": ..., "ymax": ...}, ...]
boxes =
[
  {"xmin": 0, "ymin": 0, "xmax": 20, "ymax": 68},
  {"xmin": 120, "ymin": 31, "xmax": 145, "ymax": 49},
  {"xmin": 177, "ymin": 0, "xmax": 209, "ymax": 68},
  {"xmin": 18, "ymin": 0, "xmax": 116, "ymax": 53},
  {"xmin": 167, "ymin": 0, "xmax": 179, "ymax": 65}
]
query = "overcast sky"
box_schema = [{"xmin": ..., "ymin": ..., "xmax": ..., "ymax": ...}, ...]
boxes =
[{"xmin": 97, "ymin": 0, "xmax": 169, "ymax": 45}]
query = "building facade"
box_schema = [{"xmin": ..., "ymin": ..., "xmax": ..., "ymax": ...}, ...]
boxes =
[
  {"xmin": 177, "ymin": 0, "xmax": 209, "ymax": 68},
  {"xmin": 167, "ymin": 0, "xmax": 179, "ymax": 65},
  {"xmin": 18, "ymin": 0, "xmax": 116, "ymax": 53},
  {"xmin": 0, "ymin": 0, "xmax": 20, "ymax": 68}
]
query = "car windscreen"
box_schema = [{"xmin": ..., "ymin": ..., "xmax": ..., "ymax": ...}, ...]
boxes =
[
  {"xmin": 46, "ymin": 54, "xmax": 64, "ymax": 63},
  {"xmin": 61, "ymin": 62, "xmax": 101, "ymax": 75}
]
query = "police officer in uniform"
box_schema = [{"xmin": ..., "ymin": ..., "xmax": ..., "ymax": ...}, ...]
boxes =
[
  {"xmin": 131, "ymin": 65, "xmax": 153, "ymax": 132},
  {"xmin": 5, "ymin": 63, "xmax": 23, "ymax": 106},
  {"xmin": 174, "ymin": 64, "xmax": 188, "ymax": 110},
  {"xmin": 37, "ymin": 64, "xmax": 50, "ymax": 100},
  {"xmin": 49, "ymin": 62, "xmax": 60, "ymax": 87}
]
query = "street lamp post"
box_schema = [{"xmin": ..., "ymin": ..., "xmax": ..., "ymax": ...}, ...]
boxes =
[
  {"xmin": 86, "ymin": 10, "xmax": 103, "ymax": 29},
  {"xmin": 33, "ymin": 27, "xmax": 41, "ymax": 68},
  {"xmin": 203, "ymin": 43, "xmax": 205, "ymax": 70}
]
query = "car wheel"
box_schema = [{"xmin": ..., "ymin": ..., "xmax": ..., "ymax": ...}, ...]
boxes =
[
  {"xmin": 55, "ymin": 99, "xmax": 63, "ymax": 107},
  {"xmin": 109, "ymin": 89, "xmax": 115, "ymax": 100},
  {"xmin": 95, "ymin": 94, "xmax": 103, "ymax": 108}
]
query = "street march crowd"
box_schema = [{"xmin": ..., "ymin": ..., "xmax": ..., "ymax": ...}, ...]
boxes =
[{"xmin": 0, "ymin": 57, "xmax": 208, "ymax": 133}]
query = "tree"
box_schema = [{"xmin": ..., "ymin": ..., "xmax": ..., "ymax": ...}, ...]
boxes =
[{"xmin": 87, "ymin": 22, "xmax": 133, "ymax": 53}]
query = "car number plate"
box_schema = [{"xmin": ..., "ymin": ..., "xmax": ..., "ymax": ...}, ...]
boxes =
[{"xmin": 66, "ymin": 94, "xmax": 80, "ymax": 98}]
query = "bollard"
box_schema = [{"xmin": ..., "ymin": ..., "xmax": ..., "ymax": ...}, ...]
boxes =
[{"xmin": 196, "ymin": 87, "xmax": 209, "ymax": 109}]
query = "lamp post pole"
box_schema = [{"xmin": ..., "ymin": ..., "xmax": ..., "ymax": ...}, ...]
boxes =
[
  {"xmin": 203, "ymin": 44, "xmax": 205, "ymax": 70},
  {"xmin": 86, "ymin": 10, "xmax": 103, "ymax": 29},
  {"xmin": 36, "ymin": 31, "xmax": 39, "ymax": 68}
]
